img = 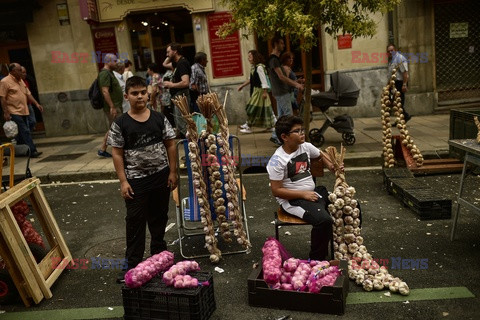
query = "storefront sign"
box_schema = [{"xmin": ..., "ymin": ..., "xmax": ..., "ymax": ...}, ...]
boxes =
[
  {"xmin": 91, "ymin": 27, "xmax": 118, "ymax": 71},
  {"xmin": 96, "ymin": 0, "xmax": 214, "ymax": 22},
  {"xmin": 450, "ymin": 22, "xmax": 468, "ymax": 38},
  {"xmin": 337, "ymin": 34, "xmax": 352, "ymax": 49},
  {"xmin": 79, "ymin": 0, "xmax": 98, "ymax": 22},
  {"xmin": 207, "ymin": 12, "xmax": 243, "ymax": 78}
]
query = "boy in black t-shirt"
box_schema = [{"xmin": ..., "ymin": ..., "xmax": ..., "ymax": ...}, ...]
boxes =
[{"xmin": 107, "ymin": 76, "xmax": 177, "ymax": 282}]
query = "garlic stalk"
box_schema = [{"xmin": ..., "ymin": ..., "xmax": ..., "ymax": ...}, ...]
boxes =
[
  {"xmin": 474, "ymin": 116, "xmax": 480, "ymax": 144},
  {"xmin": 324, "ymin": 145, "xmax": 409, "ymax": 295},
  {"xmin": 382, "ymin": 67, "xmax": 424, "ymax": 167},
  {"xmin": 205, "ymin": 133, "xmax": 231, "ymax": 241},
  {"xmin": 211, "ymin": 92, "xmax": 251, "ymax": 249},
  {"xmin": 172, "ymin": 95, "xmax": 222, "ymax": 263}
]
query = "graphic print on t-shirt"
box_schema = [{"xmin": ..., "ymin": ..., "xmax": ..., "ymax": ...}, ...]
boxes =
[{"xmin": 287, "ymin": 153, "xmax": 311, "ymax": 182}]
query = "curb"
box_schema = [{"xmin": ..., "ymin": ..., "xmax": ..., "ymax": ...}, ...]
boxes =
[{"xmin": 33, "ymin": 149, "xmax": 452, "ymax": 184}]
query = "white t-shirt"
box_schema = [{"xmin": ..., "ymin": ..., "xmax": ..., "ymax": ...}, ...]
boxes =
[
  {"xmin": 267, "ymin": 142, "xmax": 320, "ymax": 207},
  {"xmin": 388, "ymin": 52, "xmax": 408, "ymax": 81}
]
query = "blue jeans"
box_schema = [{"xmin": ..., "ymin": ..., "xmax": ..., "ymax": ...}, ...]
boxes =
[
  {"xmin": 271, "ymin": 93, "xmax": 293, "ymax": 141},
  {"xmin": 11, "ymin": 114, "xmax": 37, "ymax": 154},
  {"xmin": 27, "ymin": 104, "xmax": 36, "ymax": 132}
]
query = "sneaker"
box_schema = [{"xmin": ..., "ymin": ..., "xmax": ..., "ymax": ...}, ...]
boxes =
[
  {"xmin": 239, "ymin": 128, "xmax": 252, "ymax": 134},
  {"xmin": 31, "ymin": 151, "xmax": 43, "ymax": 158},
  {"xmin": 97, "ymin": 150, "xmax": 112, "ymax": 158},
  {"xmin": 239, "ymin": 122, "xmax": 249, "ymax": 129},
  {"xmin": 270, "ymin": 137, "xmax": 282, "ymax": 146}
]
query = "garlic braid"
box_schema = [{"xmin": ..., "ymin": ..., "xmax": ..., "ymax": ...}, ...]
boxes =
[
  {"xmin": 172, "ymin": 95, "xmax": 222, "ymax": 263},
  {"xmin": 211, "ymin": 93, "xmax": 251, "ymax": 249}
]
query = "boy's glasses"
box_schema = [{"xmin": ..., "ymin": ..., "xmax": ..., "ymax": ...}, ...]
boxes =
[{"xmin": 288, "ymin": 128, "xmax": 305, "ymax": 135}]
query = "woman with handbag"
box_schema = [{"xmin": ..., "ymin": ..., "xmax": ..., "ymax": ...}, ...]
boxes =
[{"xmin": 237, "ymin": 50, "xmax": 276, "ymax": 134}]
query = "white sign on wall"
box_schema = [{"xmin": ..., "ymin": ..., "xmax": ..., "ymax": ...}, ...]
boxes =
[{"xmin": 450, "ymin": 22, "xmax": 468, "ymax": 38}]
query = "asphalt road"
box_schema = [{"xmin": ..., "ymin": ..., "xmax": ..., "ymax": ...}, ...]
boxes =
[{"xmin": 1, "ymin": 169, "xmax": 479, "ymax": 320}]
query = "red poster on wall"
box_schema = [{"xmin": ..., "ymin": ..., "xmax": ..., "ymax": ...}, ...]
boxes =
[
  {"xmin": 207, "ymin": 12, "xmax": 243, "ymax": 78},
  {"xmin": 337, "ymin": 34, "xmax": 352, "ymax": 49},
  {"xmin": 91, "ymin": 27, "xmax": 118, "ymax": 71}
]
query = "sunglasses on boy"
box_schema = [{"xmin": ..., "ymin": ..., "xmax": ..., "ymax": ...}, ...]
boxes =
[{"xmin": 288, "ymin": 128, "xmax": 305, "ymax": 135}]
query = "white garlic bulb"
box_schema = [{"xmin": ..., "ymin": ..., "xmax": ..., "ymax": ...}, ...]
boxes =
[{"xmin": 398, "ymin": 282, "xmax": 410, "ymax": 295}]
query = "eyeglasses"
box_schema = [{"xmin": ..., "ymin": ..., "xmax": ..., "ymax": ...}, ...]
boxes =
[{"xmin": 288, "ymin": 128, "xmax": 305, "ymax": 135}]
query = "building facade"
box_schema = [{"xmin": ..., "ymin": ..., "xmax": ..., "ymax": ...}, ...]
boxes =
[{"xmin": 0, "ymin": 0, "xmax": 478, "ymax": 137}]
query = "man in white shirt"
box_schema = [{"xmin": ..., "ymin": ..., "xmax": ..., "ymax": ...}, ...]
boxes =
[{"xmin": 387, "ymin": 44, "xmax": 410, "ymax": 123}]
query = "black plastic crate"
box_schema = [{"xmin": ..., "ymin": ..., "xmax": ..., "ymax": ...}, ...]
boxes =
[
  {"xmin": 122, "ymin": 271, "xmax": 215, "ymax": 320},
  {"xmin": 383, "ymin": 167, "xmax": 414, "ymax": 187},
  {"xmin": 387, "ymin": 178, "xmax": 430, "ymax": 199},
  {"xmin": 402, "ymin": 189, "xmax": 452, "ymax": 220},
  {"xmin": 248, "ymin": 260, "xmax": 349, "ymax": 315}
]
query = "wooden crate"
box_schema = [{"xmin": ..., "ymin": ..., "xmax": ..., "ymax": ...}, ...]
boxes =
[
  {"xmin": 392, "ymin": 135, "xmax": 463, "ymax": 175},
  {"xmin": 0, "ymin": 178, "xmax": 72, "ymax": 306}
]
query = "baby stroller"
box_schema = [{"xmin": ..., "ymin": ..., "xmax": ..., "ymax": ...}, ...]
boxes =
[{"xmin": 307, "ymin": 71, "xmax": 360, "ymax": 147}]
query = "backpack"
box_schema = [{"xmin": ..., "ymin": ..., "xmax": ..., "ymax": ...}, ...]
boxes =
[
  {"xmin": 257, "ymin": 63, "xmax": 272, "ymax": 92},
  {"xmin": 88, "ymin": 70, "xmax": 113, "ymax": 110},
  {"xmin": 88, "ymin": 78, "xmax": 103, "ymax": 110}
]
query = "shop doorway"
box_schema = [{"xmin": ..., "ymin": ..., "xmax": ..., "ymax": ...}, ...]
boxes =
[
  {"xmin": 127, "ymin": 9, "xmax": 195, "ymax": 74},
  {"xmin": 434, "ymin": 0, "xmax": 480, "ymax": 104}
]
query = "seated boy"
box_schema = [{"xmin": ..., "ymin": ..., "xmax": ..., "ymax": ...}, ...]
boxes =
[
  {"xmin": 107, "ymin": 76, "xmax": 177, "ymax": 282},
  {"xmin": 266, "ymin": 115, "xmax": 336, "ymax": 260}
]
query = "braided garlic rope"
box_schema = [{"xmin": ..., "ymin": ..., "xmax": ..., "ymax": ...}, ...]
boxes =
[
  {"xmin": 172, "ymin": 95, "xmax": 222, "ymax": 263},
  {"xmin": 324, "ymin": 145, "xmax": 409, "ymax": 295},
  {"xmin": 381, "ymin": 67, "xmax": 423, "ymax": 167},
  {"xmin": 210, "ymin": 93, "xmax": 251, "ymax": 249}
]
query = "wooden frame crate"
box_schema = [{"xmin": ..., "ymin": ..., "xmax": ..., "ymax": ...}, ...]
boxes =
[{"xmin": 0, "ymin": 178, "xmax": 72, "ymax": 306}]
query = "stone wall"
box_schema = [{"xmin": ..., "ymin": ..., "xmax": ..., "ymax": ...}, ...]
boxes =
[
  {"xmin": 322, "ymin": 67, "xmax": 435, "ymax": 119},
  {"xmin": 40, "ymin": 90, "xmax": 108, "ymax": 137}
]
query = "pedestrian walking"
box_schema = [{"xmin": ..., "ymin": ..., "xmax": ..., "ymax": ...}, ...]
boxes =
[
  {"xmin": 163, "ymin": 43, "xmax": 191, "ymax": 138},
  {"xmin": 113, "ymin": 62, "xmax": 130, "ymax": 113},
  {"xmin": 146, "ymin": 63, "xmax": 162, "ymax": 112},
  {"xmin": 0, "ymin": 63, "xmax": 43, "ymax": 157},
  {"xmin": 122, "ymin": 59, "xmax": 134, "ymax": 83},
  {"xmin": 280, "ymin": 52, "xmax": 304, "ymax": 116},
  {"xmin": 20, "ymin": 66, "xmax": 37, "ymax": 131},
  {"xmin": 97, "ymin": 54, "xmax": 124, "ymax": 158},
  {"xmin": 237, "ymin": 50, "xmax": 275, "ymax": 133},
  {"xmin": 190, "ymin": 52, "xmax": 210, "ymax": 113},
  {"xmin": 107, "ymin": 76, "xmax": 177, "ymax": 282},
  {"xmin": 268, "ymin": 36, "xmax": 304, "ymax": 145},
  {"xmin": 387, "ymin": 44, "xmax": 411, "ymax": 124}
]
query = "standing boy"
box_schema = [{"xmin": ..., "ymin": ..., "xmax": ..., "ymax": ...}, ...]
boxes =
[
  {"xmin": 267, "ymin": 115, "xmax": 334, "ymax": 260},
  {"xmin": 107, "ymin": 76, "xmax": 177, "ymax": 282}
]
